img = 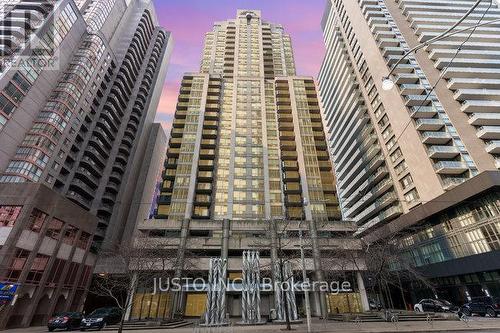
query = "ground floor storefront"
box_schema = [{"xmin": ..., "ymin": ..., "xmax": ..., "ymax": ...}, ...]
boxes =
[{"xmin": 125, "ymin": 276, "xmax": 368, "ymax": 322}]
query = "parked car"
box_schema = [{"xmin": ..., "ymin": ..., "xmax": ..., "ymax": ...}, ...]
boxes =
[
  {"xmin": 80, "ymin": 307, "xmax": 122, "ymax": 331},
  {"xmin": 48, "ymin": 312, "xmax": 83, "ymax": 331},
  {"xmin": 459, "ymin": 296, "xmax": 500, "ymax": 317},
  {"xmin": 414, "ymin": 299, "xmax": 456, "ymax": 312}
]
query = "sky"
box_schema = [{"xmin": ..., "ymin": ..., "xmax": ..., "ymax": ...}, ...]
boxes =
[{"xmin": 152, "ymin": 0, "xmax": 328, "ymax": 131}]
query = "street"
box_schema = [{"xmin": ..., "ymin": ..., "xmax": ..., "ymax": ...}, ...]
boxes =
[{"xmin": 4, "ymin": 317, "xmax": 500, "ymax": 333}]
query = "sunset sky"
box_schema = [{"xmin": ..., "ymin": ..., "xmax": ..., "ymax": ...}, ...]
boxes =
[{"xmin": 152, "ymin": 0, "xmax": 327, "ymax": 131}]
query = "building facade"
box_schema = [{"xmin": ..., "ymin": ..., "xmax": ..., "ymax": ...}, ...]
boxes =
[
  {"xmin": 319, "ymin": 0, "xmax": 500, "ymax": 305},
  {"xmin": 133, "ymin": 10, "xmax": 367, "ymax": 321},
  {"xmin": 0, "ymin": 183, "xmax": 97, "ymax": 328},
  {"xmin": 0, "ymin": 0, "xmax": 171, "ymax": 327}
]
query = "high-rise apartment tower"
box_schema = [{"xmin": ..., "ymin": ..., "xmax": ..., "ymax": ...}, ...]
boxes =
[
  {"xmin": 0, "ymin": 0, "xmax": 171, "ymax": 327},
  {"xmin": 134, "ymin": 10, "xmax": 367, "ymax": 321},
  {"xmin": 319, "ymin": 0, "xmax": 500, "ymax": 305}
]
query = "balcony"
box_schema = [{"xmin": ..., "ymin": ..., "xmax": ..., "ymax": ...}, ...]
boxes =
[
  {"xmin": 442, "ymin": 177, "xmax": 467, "ymax": 190},
  {"xmin": 204, "ymin": 111, "xmax": 219, "ymax": 120},
  {"xmin": 167, "ymin": 148, "xmax": 180, "ymax": 157},
  {"xmin": 434, "ymin": 161, "xmax": 468, "ymax": 175},
  {"xmin": 378, "ymin": 38, "xmax": 400, "ymax": 48},
  {"xmin": 318, "ymin": 161, "xmax": 332, "ymax": 171},
  {"xmin": 70, "ymin": 179, "xmax": 96, "ymax": 197},
  {"xmin": 477, "ymin": 126, "xmax": 500, "ymax": 140},
  {"xmin": 76, "ymin": 167, "xmax": 99, "ymax": 187},
  {"xmin": 102, "ymin": 192, "xmax": 117, "ymax": 204},
  {"xmin": 200, "ymin": 149, "xmax": 215, "ymax": 158},
  {"xmin": 316, "ymin": 151, "xmax": 329, "ymax": 161},
  {"xmin": 284, "ymin": 183, "xmax": 301, "ymax": 193},
  {"xmin": 399, "ymin": 83, "xmax": 425, "ymax": 95},
  {"xmin": 280, "ymin": 141, "xmax": 296, "ymax": 151},
  {"xmin": 281, "ymin": 150, "xmax": 298, "ymax": 160},
  {"xmin": 427, "ymin": 145, "xmax": 460, "ymax": 159},
  {"xmin": 171, "ymin": 128, "xmax": 184, "ymax": 138},
  {"xmin": 486, "ymin": 141, "xmax": 500, "ymax": 154},
  {"xmin": 468, "ymin": 113, "xmax": 500, "ymax": 126},
  {"xmin": 202, "ymin": 129, "xmax": 218, "ymax": 138},
  {"xmin": 163, "ymin": 169, "xmax": 176, "ymax": 179},
  {"xmin": 394, "ymin": 73, "xmax": 420, "ymax": 85},
  {"xmin": 195, "ymin": 194, "xmax": 212, "ymax": 207},
  {"xmin": 282, "ymin": 160, "xmax": 299, "ymax": 170},
  {"xmin": 197, "ymin": 171, "xmax": 213, "ymax": 181},
  {"xmin": 201, "ymin": 139, "xmax": 217, "ymax": 148},
  {"xmin": 206, "ymin": 103, "xmax": 220, "ymax": 111},
  {"xmin": 411, "ymin": 106, "xmax": 437, "ymax": 118},
  {"xmin": 415, "ymin": 118, "xmax": 444, "ymax": 131},
  {"xmin": 284, "ymin": 171, "xmax": 300, "ymax": 181},
  {"xmin": 110, "ymin": 171, "xmax": 122, "ymax": 183},
  {"xmin": 198, "ymin": 160, "xmax": 214, "ymax": 170},
  {"xmin": 67, "ymin": 191, "xmax": 91, "ymax": 209},
  {"xmin": 203, "ymin": 120, "xmax": 218, "ymax": 129},
  {"xmin": 405, "ymin": 95, "xmax": 432, "ymax": 107},
  {"xmin": 279, "ymin": 131, "xmax": 295, "ymax": 140},
  {"xmin": 175, "ymin": 111, "xmax": 187, "ymax": 119},
  {"xmin": 196, "ymin": 182, "xmax": 213, "ymax": 193},
  {"xmin": 461, "ymin": 100, "xmax": 500, "ymax": 113},
  {"xmin": 422, "ymin": 131, "xmax": 452, "ymax": 144},
  {"xmin": 169, "ymin": 137, "xmax": 182, "ymax": 148}
]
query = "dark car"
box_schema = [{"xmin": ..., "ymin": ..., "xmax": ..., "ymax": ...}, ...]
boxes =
[
  {"xmin": 48, "ymin": 312, "xmax": 83, "ymax": 331},
  {"xmin": 80, "ymin": 307, "xmax": 122, "ymax": 331},
  {"xmin": 459, "ymin": 296, "xmax": 500, "ymax": 317},
  {"xmin": 414, "ymin": 299, "xmax": 456, "ymax": 312}
]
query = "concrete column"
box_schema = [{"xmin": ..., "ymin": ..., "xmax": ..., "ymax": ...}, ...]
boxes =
[
  {"xmin": 308, "ymin": 219, "xmax": 328, "ymax": 319},
  {"xmin": 171, "ymin": 218, "xmax": 190, "ymax": 318},
  {"xmin": 357, "ymin": 272, "xmax": 370, "ymax": 312},
  {"xmin": 221, "ymin": 219, "xmax": 230, "ymax": 260}
]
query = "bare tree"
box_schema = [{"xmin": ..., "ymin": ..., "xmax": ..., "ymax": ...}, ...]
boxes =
[
  {"xmin": 90, "ymin": 235, "xmax": 186, "ymax": 333},
  {"xmin": 361, "ymin": 233, "xmax": 433, "ymax": 311}
]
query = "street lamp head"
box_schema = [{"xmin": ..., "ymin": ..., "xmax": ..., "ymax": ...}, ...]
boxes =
[{"xmin": 382, "ymin": 76, "xmax": 395, "ymax": 91}]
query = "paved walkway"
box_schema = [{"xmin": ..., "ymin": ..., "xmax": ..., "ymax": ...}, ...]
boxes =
[{"xmin": 5, "ymin": 317, "xmax": 500, "ymax": 333}]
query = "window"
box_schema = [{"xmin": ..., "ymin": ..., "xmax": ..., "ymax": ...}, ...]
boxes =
[
  {"xmin": 26, "ymin": 254, "xmax": 49, "ymax": 284},
  {"xmin": 405, "ymin": 189, "xmax": 420, "ymax": 204},
  {"xmin": 0, "ymin": 93, "xmax": 15, "ymax": 115},
  {"xmin": 27, "ymin": 209, "xmax": 47, "ymax": 233},
  {"xmin": 46, "ymin": 218, "xmax": 64, "ymax": 239},
  {"xmin": 3, "ymin": 83, "xmax": 23, "ymax": 103},
  {"xmin": 400, "ymin": 174, "xmax": 414, "ymax": 190},
  {"xmin": 390, "ymin": 148, "xmax": 403, "ymax": 163},
  {"xmin": 63, "ymin": 225, "xmax": 78, "ymax": 245},
  {"xmin": 0, "ymin": 113, "xmax": 6, "ymax": 131},
  {"xmin": 46, "ymin": 258, "xmax": 65, "ymax": 285},
  {"xmin": 4, "ymin": 249, "xmax": 30, "ymax": 282},
  {"xmin": 77, "ymin": 232, "xmax": 91, "ymax": 249},
  {"xmin": 0, "ymin": 206, "xmax": 22, "ymax": 227},
  {"xmin": 394, "ymin": 161, "xmax": 408, "ymax": 175}
]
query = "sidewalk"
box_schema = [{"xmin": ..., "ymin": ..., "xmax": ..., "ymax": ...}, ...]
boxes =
[{"xmin": 5, "ymin": 317, "xmax": 500, "ymax": 333}]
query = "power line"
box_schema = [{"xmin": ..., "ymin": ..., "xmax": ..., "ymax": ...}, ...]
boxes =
[{"xmin": 394, "ymin": 0, "xmax": 493, "ymax": 145}]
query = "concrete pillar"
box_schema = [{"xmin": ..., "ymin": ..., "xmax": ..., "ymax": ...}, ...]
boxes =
[
  {"xmin": 221, "ymin": 219, "xmax": 230, "ymax": 260},
  {"xmin": 357, "ymin": 272, "xmax": 370, "ymax": 312},
  {"xmin": 308, "ymin": 219, "xmax": 328, "ymax": 319},
  {"xmin": 171, "ymin": 218, "xmax": 190, "ymax": 318},
  {"xmin": 311, "ymin": 290, "xmax": 322, "ymax": 317}
]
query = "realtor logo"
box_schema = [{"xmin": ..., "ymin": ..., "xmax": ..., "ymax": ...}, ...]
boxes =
[{"xmin": 0, "ymin": 2, "xmax": 61, "ymax": 72}]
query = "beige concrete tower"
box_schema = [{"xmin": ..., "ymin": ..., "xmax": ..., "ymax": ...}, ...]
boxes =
[
  {"xmin": 319, "ymin": 0, "xmax": 500, "ymax": 305},
  {"xmin": 137, "ymin": 10, "xmax": 366, "ymax": 321}
]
